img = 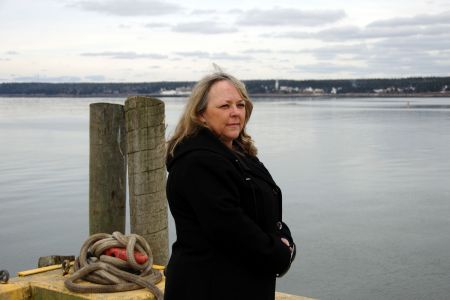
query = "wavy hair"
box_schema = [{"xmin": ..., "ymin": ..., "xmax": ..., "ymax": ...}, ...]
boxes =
[{"xmin": 166, "ymin": 71, "xmax": 257, "ymax": 159}]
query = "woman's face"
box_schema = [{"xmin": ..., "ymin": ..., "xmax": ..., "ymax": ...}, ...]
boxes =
[{"xmin": 199, "ymin": 80, "xmax": 246, "ymax": 148}]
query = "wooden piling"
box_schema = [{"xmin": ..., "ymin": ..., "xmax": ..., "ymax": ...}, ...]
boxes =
[
  {"xmin": 89, "ymin": 103, "xmax": 126, "ymax": 235},
  {"xmin": 125, "ymin": 96, "xmax": 168, "ymax": 265}
]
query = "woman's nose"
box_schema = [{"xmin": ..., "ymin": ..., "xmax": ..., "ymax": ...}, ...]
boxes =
[{"xmin": 230, "ymin": 105, "xmax": 240, "ymax": 116}]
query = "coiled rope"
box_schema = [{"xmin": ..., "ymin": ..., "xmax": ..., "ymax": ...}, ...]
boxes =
[{"xmin": 64, "ymin": 232, "xmax": 163, "ymax": 299}]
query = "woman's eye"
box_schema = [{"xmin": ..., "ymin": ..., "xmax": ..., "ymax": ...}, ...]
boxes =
[
  {"xmin": 237, "ymin": 103, "xmax": 245, "ymax": 108},
  {"xmin": 219, "ymin": 104, "xmax": 229, "ymax": 109}
]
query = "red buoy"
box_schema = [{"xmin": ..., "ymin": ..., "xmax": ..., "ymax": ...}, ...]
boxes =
[{"xmin": 104, "ymin": 247, "xmax": 148, "ymax": 264}]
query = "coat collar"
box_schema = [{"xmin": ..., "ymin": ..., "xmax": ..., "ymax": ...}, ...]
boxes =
[
  {"xmin": 167, "ymin": 127, "xmax": 277, "ymax": 188},
  {"xmin": 167, "ymin": 127, "xmax": 237, "ymax": 171}
]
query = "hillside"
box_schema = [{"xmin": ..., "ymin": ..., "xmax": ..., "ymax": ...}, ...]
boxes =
[{"xmin": 1, "ymin": 77, "xmax": 449, "ymax": 97}]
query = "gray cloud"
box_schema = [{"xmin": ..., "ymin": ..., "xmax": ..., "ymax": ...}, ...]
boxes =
[
  {"xmin": 144, "ymin": 22, "xmax": 171, "ymax": 28},
  {"xmin": 172, "ymin": 21, "xmax": 237, "ymax": 34},
  {"xmin": 174, "ymin": 51, "xmax": 252, "ymax": 60},
  {"xmin": 261, "ymin": 31, "xmax": 311, "ymax": 39},
  {"xmin": 374, "ymin": 34, "xmax": 450, "ymax": 51},
  {"xmin": 242, "ymin": 49, "xmax": 273, "ymax": 54},
  {"xmin": 237, "ymin": 8, "xmax": 346, "ymax": 26},
  {"xmin": 364, "ymin": 51, "xmax": 450, "ymax": 76},
  {"xmin": 368, "ymin": 10, "xmax": 450, "ymax": 27},
  {"xmin": 190, "ymin": 9, "xmax": 217, "ymax": 15},
  {"xmin": 0, "ymin": 51, "xmax": 17, "ymax": 61},
  {"xmin": 366, "ymin": 39, "xmax": 450, "ymax": 76},
  {"xmin": 296, "ymin": 44, "xmax": 370, "ymax": 61},
  {"xmin": 269, "ymin": 10, "xmax": 450, "ymax": 77},
  {"xmin": 263, "ymin": 10, "xmax": 450, "ymax": 44},
  {"xmin": 13, "ymin": 75, "xmax": 82, "ymax": 82},
  {"xmin": 277, "ymin": 49, "xmax": 305, "ymax": 54},
  {"xmin": 118, "ymin": 24, "xmax": 131, "ymax": 29},
  {"xmin": 288, "ymin": 34, "xmax": 450, "ymax": 77},
  {"xmin": 294, "ymin": 36, "xmax": 450, "ymax": 63},
  {"xmin": 72, "ymin": 0, "xmax": 182, "ymax": 16},
  {"xmin": 174, "ymin": 51, "xmax": 211, "ymax": 58},
  {"xmin": 295, "ymin": 63, "xmax": 365, "ymax": 75},
  {"xmin": 320, "ymin": 24, "xmax": 450, "ymax": 40},
  {"xmin": 84, "ymin": 75, "xmax": 106, "ymax": 81},
  {"xmin": 266, "ymin": 23, "xmax": 450, "ymax": 41},
  {"xmin": 210, "ymin": 52, "xmax": 252, "ymax": 60},
  {"xmin": 313, "ymin": 26, "xmax": 367, "ymax": 40},
  {"xmin": 368, "ymin": 51, "xmax": 435, "ymax": 67},
  {"xmin": 228, "ymin": 9, "xmax": 243, "ymax": 14},
  {"xmin": 81, "ymin": 51, "xmax": 167, "ymax": 59}
]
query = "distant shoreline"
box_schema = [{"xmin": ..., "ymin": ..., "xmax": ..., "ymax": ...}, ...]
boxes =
[
  {"xmin": 1, "ymin": 92, "xmax": 450, "ymax": 98},
  {"xmin": 2, "ymin": 77, "xmax": 449, "ymax": 98},
  {"xmin": 252, "ymin": 92, "xmax": 450, "ymax": 98}
]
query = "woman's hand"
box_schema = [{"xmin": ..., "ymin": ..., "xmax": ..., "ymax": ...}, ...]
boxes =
[
  {"xmin": 277, "ymin": 237, "xmax": 296, "ymax": 277},
  {"xmin": 281, "ymin": 238, "xmax": 293, "ymax": 252}
]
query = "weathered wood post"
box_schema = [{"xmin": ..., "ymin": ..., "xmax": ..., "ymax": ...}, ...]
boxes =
[
  {"xmin": 125, "ymin": 96, "xmax": 168, "ymax": 265},
  {"xmin": 89, "ymin": 103, "xmax": 126, "ymax": 235}
]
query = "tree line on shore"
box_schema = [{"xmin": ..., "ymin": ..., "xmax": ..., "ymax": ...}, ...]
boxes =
[{"xmin": 0, "ymin": 76, "xmax": 449, "ymax": 96}]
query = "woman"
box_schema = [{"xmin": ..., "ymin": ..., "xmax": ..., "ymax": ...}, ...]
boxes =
[{"xmin": 164, "ymin": 71, "xmax": 296, "ymax": 300}]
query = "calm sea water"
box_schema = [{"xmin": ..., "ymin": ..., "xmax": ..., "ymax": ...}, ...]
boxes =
[{"xmin": 1, "ymin": 96, "xmax": 449, "ymax": 299}]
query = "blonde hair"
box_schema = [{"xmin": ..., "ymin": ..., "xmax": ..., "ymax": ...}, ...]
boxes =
[{"xmin": 166, "ymin": 71, "xmax": 257, "ymax": 158}]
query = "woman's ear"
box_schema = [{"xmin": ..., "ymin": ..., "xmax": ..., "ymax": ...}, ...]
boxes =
[{"xmin": 198, "ymin": 113, "xmax": 206, "ymax": 124}]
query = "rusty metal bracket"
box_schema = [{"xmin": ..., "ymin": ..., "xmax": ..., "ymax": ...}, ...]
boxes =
[{"xmin": 0, "ymin": 269, "xmax": 9, "ymax": 283}]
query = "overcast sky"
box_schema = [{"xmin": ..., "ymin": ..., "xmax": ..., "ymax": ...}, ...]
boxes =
[{"xmin": 1, "ymin": 0, "xmax": 450, "ymax": 82}]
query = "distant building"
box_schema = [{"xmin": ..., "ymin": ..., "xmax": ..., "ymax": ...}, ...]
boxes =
[
  {"xmin": 279, "ymin": 86, "xmax": 300, "ymax": 93},
  {"xmin": 160, "ymin": 86, "xmax": 191, "ymax": 96},
  {"xmin": 313, "ymin": 88, "xmax": 324, "ymax": 94},
  {"xmin": 405, "ymin": 86, "xmax": 416, "ymax": 92}
]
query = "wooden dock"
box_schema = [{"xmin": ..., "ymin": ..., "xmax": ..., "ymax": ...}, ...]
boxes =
[{"xmin": 0, "ymin": 266, "xmax": 315, "ymax": 300}]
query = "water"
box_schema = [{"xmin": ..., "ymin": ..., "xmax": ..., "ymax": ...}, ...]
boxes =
[{"xmin": 1, "ymin": 96, "xmax": 450, "ymax": 299}]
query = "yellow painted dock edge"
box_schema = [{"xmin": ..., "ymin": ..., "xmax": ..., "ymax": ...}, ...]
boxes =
[
  {"xmin": 0, "ymin": 281, "xmax": 30, "ymax": 300},
  {"xmin": 1, "ymin": 267, "xmax": 315, "ymax": 300},
  {"xmin": 276, "ymin": 291, "xmax": 316, "ymax": 300}
]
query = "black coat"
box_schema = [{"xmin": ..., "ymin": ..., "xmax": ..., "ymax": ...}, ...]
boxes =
[{"xmin": 164, "ymin": 128, "xmax": 295, "ymax": 300}]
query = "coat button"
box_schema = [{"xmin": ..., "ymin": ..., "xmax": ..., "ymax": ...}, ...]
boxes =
[
  {"xmin": 272, "ymin": 188, "xmax": 278, "ymax": 196},
  {"xmin": 276, "ymin": 221, "xmax": 283, "ymax": 230}
]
